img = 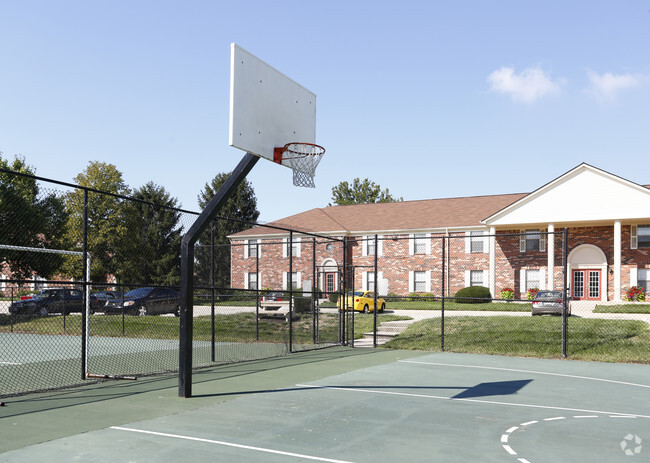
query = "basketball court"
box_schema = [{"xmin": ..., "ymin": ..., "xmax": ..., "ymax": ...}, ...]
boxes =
[
  {"xmin": 2, "ymin": 349, "xmax": 649, "ymax": 462},
  {"xmin": 2, "ymin": 45, "xmax": 649, "ymax": 462}
]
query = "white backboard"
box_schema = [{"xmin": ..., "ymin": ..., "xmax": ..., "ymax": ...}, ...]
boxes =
[{"xmin": 229, "ymin": 43, "xmax": 317, "ymax": 163}]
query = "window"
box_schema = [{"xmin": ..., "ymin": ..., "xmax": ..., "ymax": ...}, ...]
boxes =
[
  {"xmin": 632, "ymin": 225, "xmax": 650, "ymax": 249},
  {"xmin": 367, "ymin": 272, "xmax": 375, "ymax": 291},
  {"xmin": 525, "ymin": 269, "xmax": 540, "ymax": 291},
  {"xmin": 413, "ymin": 271, "xmax": 427, "ymax": 292},
  {"xmin": 246, "ymin": 239, "xmax": 259, "ymax": 259},
  {"xmin": 367, "ymin": 238, "xmax": 375, "ymax": 256},
  {"xmin": 470, "ymin": 231, "xmax": 485, "ymax": 253},
  {"xmin": 520, "ymin": 229, "xmax": 546, "ymax": 252},
  {"xmin": 413, "ymin": 234, "xmax": 427, "ymax": 254},
  {"xmin": 247, "ymin": 272, "xmax": 258, "ymax": 290},
  {"xmin": 283, "ymin": 237, "xmax": 301, "ymax": 258},
  {"xmin": 470, "ymin": 270, "xmax": 484, "ymax": 287},
  {"xmin": 285, "ymin": 272, "xmax": 299, "ymax": 289},
  {"xmin": 639, "ymin": 269, "xmax": 649, "ymax": 293}
]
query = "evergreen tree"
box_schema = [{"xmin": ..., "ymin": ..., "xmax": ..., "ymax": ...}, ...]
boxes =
[
  {"xmin": 195, "ymin": 173, "xmax": 259, "ymax": 289},
  {"xmin": 114, "ymin": 182, "xmax": 182, "ymax": 286}
]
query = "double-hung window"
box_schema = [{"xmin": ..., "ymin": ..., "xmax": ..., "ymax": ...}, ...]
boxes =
[
  {"xmin": 631, "ymin": 225, "xmax": 650, "ymax": 249},
  {"xmin": 520, "ymin": 229, "xmax": 546, "ymax": 252}
]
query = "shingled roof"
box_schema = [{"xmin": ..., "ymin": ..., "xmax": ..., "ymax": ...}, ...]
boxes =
[{"xmin": 230, "ymin": 192, "xmax": 528, "ymax": 238}]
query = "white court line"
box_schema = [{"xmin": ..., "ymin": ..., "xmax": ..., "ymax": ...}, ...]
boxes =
[
  {"xmin": 0, "ymin": 362, "xmax": 21, "ymax": 366},
  {"xmin": 295, "ymin": 384, "xmax": 650, "ymax": 419},
  {"xmin": 110, "ymin": 426, "xmax": 356, "ymax": 463},
  {"xmin": 399, "ymin": 360, "xmax": 650, "ymax": 389}
]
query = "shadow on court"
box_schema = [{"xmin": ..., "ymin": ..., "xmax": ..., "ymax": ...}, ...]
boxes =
[{"xmin": 2, "ymin": 349, "xmax": 649, "ymax": 462}]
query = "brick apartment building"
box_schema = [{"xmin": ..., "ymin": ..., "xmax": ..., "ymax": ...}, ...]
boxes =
[{"xmin": 229, "ymin": 164, "xmax": 650, "ymax": 302}]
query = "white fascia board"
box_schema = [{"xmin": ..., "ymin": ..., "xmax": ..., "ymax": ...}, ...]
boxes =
[{"xmin": 483, "ymin": 163, "xmax": 650, "ymax": 226}]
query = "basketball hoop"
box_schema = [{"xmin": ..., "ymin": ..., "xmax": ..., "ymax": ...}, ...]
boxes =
[{"xmin": 273, "ymin": 142, "xmax": 325, "ymax": 188}]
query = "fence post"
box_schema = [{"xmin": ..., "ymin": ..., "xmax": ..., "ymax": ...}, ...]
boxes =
[
  {"xmin": 373, "ymin": 234, "xmax": 378, "ymax": 348},
  {"xmin": 562, "ymin": 227, "xmax": 569, "ymax": 357},
  {"xmin": 81, "ymin": 189, "xmax": 88, "ymax": 380},
  {"xmin": 441, "ymin": 235, "xmax": 446, "ymax": 351},
  {"xmin": 312, "ymin": 237, "xmax": 317, "ymax": 344},
  {"xmin": 288, "ymin": 231, "xmax": 294, "ymax": 353}
]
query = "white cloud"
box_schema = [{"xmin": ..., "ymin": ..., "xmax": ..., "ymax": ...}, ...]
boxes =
[
  {"xmin": 586, "ymin": 70, "xmax": 643, "ymax": 101},
  {"xmin": 487, "ymin": 66, "xmax": 562, "ymax": 103}
]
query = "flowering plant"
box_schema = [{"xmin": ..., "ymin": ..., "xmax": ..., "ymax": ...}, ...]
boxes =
[
  {"xmin": 500, "ymin": 288, "xmax": 514, "ymax": 300},
  {"xmin": 526, "ymin": 288, "xmax": 539, "ymax": 300},
  {"xmin": 624, "ymin": 286, "xmax": 645, "ymax": 302}
]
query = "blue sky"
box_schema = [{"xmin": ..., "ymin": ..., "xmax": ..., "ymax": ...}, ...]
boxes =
[{"xmin": 1, "ymin": 1, "xmax": 649, "ymax": 223}]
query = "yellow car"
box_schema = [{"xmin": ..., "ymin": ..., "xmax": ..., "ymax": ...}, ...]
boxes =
[{"xmin": 339, "ymin": 291, "xmax": 386, "ymax": 313}]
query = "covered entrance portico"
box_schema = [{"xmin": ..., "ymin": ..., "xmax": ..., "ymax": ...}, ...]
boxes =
[{"xmin": 568, "ymin": 244, "xmax": 607, "ymax": 301}]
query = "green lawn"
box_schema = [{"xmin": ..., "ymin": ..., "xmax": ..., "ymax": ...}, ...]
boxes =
[
  {"xmin": 593, "ymin": 304, "xmax": 650, "ymax": 314},
  {"xmin": 384, "ymin": 316, "xmax": 650, "ymax": 363},
  {"xmin": 0, "ymin": 312, "xmax": 409, "ymax": 344}
]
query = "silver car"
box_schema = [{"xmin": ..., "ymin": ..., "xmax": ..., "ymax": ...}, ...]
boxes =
[{"xmin": 531, "ymin": 290, "xmax": 569, "ymax": 316}]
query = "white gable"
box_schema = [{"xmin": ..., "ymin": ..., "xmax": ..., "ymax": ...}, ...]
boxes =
[{"xmin": 484, "ymin": 164, "xmax": 650, "ymax": 226}]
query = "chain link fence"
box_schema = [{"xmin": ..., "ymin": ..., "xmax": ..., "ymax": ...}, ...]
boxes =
[
  {"xmin": 0, "ymin": 170, "xmax": 344, "ymax": 398},
  {"xmin": 346, "ymin": 231, "xmax": 649, "ymax": 363}
]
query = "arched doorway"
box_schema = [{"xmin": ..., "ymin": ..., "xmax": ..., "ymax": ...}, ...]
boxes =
[
  {"xmin": 568, "ymin": 244, "xmax": 607, "ymax": 301},
  {"xmin": 319, "ymin": 258, "xmax": 339, "ymax": 297}
]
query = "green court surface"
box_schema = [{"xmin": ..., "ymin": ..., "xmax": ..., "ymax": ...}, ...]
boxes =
[{"xmin": 1, "ymin": 348, "xmax": 649, "ymax": 462}]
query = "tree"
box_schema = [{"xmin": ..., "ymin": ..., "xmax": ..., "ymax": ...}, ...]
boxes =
[
  {"xmin": 195, "ymin": 173, "xmax": 259, "ymax": 289},
  {"xmin": 63, "ymin": 161, "xmax": 129, "ymax": 281},
  {"xmin": 0, "ymin": 153, "xmax": 68, "ymax": 280},
  {"xmin": 329, "ymin": 178, "xmax": 403, "ymax": 206},
  {"xmin": 114, "ymin": 182, "xmax": 182, "ymax": 286}
]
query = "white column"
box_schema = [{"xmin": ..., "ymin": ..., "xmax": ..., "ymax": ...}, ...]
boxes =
[
  {"xmin": 489, "ymin": 226, "xmax": 496, "ymax": 297},
  {"xmin": 547, "ymin": 224, "xmax": 554, "ymax": 290},
  {"xmin": 614, "ymin": 220, "xmax": 622, "ymax": 301}
]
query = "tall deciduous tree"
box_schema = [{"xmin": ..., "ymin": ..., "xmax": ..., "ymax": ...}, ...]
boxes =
[
  {"xmin": 63, "ymin": 161, "xmax": 129, "ymax": 281},
  {"xmin": 195, "ymin": 173, "xmax": 259, "ymax": 289},
  {"xmin": 114, "ymin": 182, "xmax": 182, "ymax": 286},
  {"xmin": 0, "ymin": 153, "xmax": 68, "ymax": 280},
  {"xmin": 329, "ymin": 178, "xmax": 403, "ymax": 206}
]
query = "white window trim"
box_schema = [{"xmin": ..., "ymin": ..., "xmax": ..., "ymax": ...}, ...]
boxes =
[
  {"xmin": 409, "ymin": 233, "xmax": 431, "ymax": 255},
  {"xmin": 520, "ymin": 229, "xmax": 546, "ymax": 252},
  {"xmin": 283, "ymin": 237, "xmax": 301, "ymax": 258},
  {"xmin": 630, "ymin": 267, "xmax": 638, "ymax": 287},
  {"xmin": 363, "ymin": 235, "xmax": 383, "ymax": 257},
  {"xmin": 409, "ymin": 270, "xmax": 431, "ymax": 292},
  {"xmin": 465, "ymin": 230, "xmax": 488, "ymax": 254},
  {"xmin": 519, "ymin": 268, "xmax": 547, "ymax": 293},
  {"xmin": 464, "ymin": 269, "xmax": 488, "ymax": 288},
  {"xmin": 244, "ymin": 239, "xmax": 261, "ymax": 259},
  {"xmin": 631, "ymin": 225, "xmax": 638, "ymax": 249},
  {"xmin": 244, "ymin": 272, "xmax": 261, "ymax": 290},
  {"xmin": 283, "ymin": 271, "xmax": 302, "ymax": 290}
]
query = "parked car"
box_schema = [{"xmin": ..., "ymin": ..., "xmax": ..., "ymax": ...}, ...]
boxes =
[
  {"xmin": 89, "ymin": 290, "xmax": 124, "ymax": 313},
  {"xmin": 531, "ymin": 290, "xmax": 569, "ymax": 316},
  {"xmin": 261, "ymin": 291, "xmax": 287, "ymax": 302},
  {"xmin": 338, "ymin": 291, "xmax": 386, "ymax": 313},
  {"xmin": 9, "ymin": 288, "xmax": 84, "ymax": 316},
  {"xmin": 103, "ymin": 287, "xmax": 181, "ymax": 316}
]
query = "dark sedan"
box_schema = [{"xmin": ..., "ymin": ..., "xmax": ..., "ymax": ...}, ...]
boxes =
[
  {"xmin": 103, "ymin": 287, "xmax": 181, "ymax": 316},
  {"xmin": 90, "ymin": 290, "xmax": 124, "ymax": 313},
  {"xmin": 9, "ymin": 288, "xmax": 84, "ymax": 316}
]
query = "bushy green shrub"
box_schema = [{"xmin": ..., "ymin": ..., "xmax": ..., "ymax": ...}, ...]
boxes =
[
  {"xmin": 328, "ymin": 292, "xmax": 339, "ymax": 303},
  {"xmin": 454, "ymin": 286, "xmax": 492, "ymax": 304}
]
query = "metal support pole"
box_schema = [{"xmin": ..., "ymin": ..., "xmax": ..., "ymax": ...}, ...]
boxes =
[
  {"xmin": 441, "ymin": 236, "xmax": 446, "ymax": 351},
  {"xmin": 179, "ymin": 152, "xmax": 258, "ymax": 398},
  {"xmin": 562, "ymin": 228, "xmax": 569, "ymax": 358},
  {"xmin": 373, "ymin": 234, "xmax": 378, "ymax": 348},
  {"xmin": 341, "ymin": 238, "xmax": 347, "ymax": 345},
  {"xmin": 312, "ymin": 237, "xmax": 317, "ymax": 344},
  {"xmin": 81, "ymin": 189, "xmax": 88, "ymax": 380},
  {"xmin": 210, "ymin": 222, "xmax": 215, "ymax": 362},
  {"xmin": 288, "ymin": 230, "xmax": 294, "ymax": 352}
]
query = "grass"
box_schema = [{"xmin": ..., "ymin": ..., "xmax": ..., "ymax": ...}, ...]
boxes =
[
  {"xmin": 384, "ymin": 316, "xmax": 650, "ymax": 363},
  {"xmin": 385, "ymin": 300, "xmax": 531, "ymax": 311},
  {"xmin": 0, "ymin": 312, "xmax": 409, "ymax": 344},
  {"xmin": 593, "ymin": 304, "xmax": 650, "ymax": 314}
]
